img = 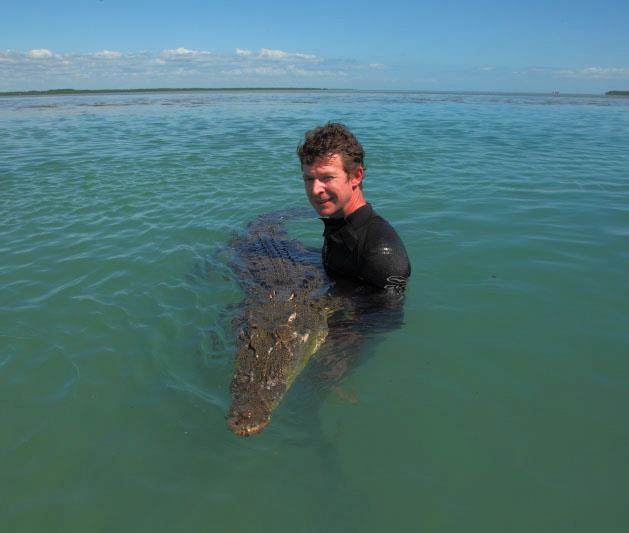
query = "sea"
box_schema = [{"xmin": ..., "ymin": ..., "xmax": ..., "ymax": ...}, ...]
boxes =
[{"xmin": 1, "ymin": 90, "xmax": 628, "ymax": 532}]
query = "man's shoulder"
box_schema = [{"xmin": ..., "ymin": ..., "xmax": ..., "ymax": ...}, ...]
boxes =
[
  {"xmin": 363, "ymin": 209, "xmax": 407, "ymax": 251},
  {"xmin": 358, "ymin": 207, "xmax": 411, "ymax": 290}
]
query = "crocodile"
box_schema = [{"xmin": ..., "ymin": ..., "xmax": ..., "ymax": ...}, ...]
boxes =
[{"xmin": 226, "ymin": 210, "xmax": 337, "ymax": 436}]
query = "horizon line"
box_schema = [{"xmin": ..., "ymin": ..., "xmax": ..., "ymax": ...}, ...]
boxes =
[{"xmin": 0, "ymin": 87, "xmax": 621, "ymax": 98}]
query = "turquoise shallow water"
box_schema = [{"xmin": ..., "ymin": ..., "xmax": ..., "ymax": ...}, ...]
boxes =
[{"xmin": 1, "ymin": 90, "xmax": 629, "ymax": 532}]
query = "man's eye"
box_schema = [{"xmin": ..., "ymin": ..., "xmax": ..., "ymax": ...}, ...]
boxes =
[{"xmin": 303, "ymin": 175, "xmax": 334, "ymax": 183}]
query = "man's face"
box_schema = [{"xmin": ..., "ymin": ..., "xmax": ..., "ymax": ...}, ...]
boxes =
[{"xmin": 302, "ymin": 154, "xmax": 362, "ymax": 218}]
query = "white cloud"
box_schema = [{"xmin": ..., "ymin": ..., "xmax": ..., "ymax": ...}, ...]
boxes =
[
  {"xmin": 368, "ymin": 63, "xmax": 386, "ymax": 70},
  {"xmin": 555, "ymin": 67, "xmax": 629, "ymax": 79},
  {"xmin": 172, "ymin": 67, "xmax": 200, "ymax": 76},
  {"xmin": 295, "ymin": 53, "xmax": 318, "ymax": 61},
  {"xmin": 94, "ymin": 50, "xmax": 122, "ymax": 59},
  {"xmin": 253, "ymin": 66, "xmax": 286, "ymax": 75},
  {"xmin": 0, "ymin": 47, "xmax": 384, "ymax": 90},
  {"xmin": 238, "ymin": 48, "xmax": 320, "ymax": 62},
  {"xmin": 260, "ymin": 48, "xmax": 288, "ymax": 59},
  {"xmin": 28, "ymin": 48, "xmax": 53, "ymax": 59},
  {"xmin": 223, "ymin": 64, "xmax": 349, "ymax": 79},
  {"xmin": 161, "ymin": 47, "xmax": 205, "ymax": 57}
]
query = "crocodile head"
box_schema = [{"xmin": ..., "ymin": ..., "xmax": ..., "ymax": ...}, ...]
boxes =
[
  {"xmin": 226, "ymin": 323, "xmax": 288, "ymax": 436},
  {"xmin": 226, "ymin": 397, "xmax": 272, "ymax": 436},
  {"xmin": 226, "ymin": 303, "xmax": 328, "ymax": 436}
]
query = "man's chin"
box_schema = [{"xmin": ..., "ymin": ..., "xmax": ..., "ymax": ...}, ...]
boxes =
[{"xmin": 312, "ymin": 202, "xmax": 340, "ymax": 217}]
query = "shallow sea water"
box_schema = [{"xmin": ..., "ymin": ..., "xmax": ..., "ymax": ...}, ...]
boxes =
[{"xmin": 1, "ymin": 90, "xmax": 629, "ymax": 532}]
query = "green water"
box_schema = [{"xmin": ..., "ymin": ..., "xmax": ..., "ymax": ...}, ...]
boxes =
[{"xmin": 1, "ymin": 91, "xmax": 628, "ymax": 532}]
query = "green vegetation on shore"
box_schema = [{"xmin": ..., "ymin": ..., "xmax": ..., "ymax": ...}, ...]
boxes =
[
  {"xmin": 4, "ymin": 88, "xmax": 623, "ymax": 98},
  {"xmin": 0, "ymin": 87, "xmax": 325, "ymax": 97}
]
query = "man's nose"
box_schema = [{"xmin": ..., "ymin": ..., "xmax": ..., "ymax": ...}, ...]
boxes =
[{"xmin": 312, "ymin": 178, "xmax": 325, "ymax": 195}]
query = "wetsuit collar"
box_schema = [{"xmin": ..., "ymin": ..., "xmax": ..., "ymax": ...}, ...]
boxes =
[
  {"xmin": 344, "ymin": 202, "xmax": 373, "ymax": 229},
  {"xmin": 320, "ymin": 203, "xmax": 373, "ymax": 232},
  {"xmin": 320, "ymin": 203, "xmax": 373, "ymax": 250}
]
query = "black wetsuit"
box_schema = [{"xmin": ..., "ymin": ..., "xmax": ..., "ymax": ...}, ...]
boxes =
[{"xmin": 320, "ymin": 203, "xmax": 411, "ymax": 292}]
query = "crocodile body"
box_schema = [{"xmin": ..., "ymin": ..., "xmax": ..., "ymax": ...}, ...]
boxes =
[{"xmin": 227, "ymin": 211, "xmax": 335, "ymax": 436}]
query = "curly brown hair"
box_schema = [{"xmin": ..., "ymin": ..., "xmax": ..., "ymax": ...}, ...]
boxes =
[{"xmin": 297, "ymin": 123, "xmax": 365, "ymax": 177}]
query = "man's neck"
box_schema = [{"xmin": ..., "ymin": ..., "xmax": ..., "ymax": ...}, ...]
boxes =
[{"xmin": 333, "ymin": 191, "xmax": 367, "ymax": 219}]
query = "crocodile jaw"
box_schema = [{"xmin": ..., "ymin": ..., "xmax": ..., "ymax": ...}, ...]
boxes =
[{"xmin": 226, "ymin": 402, "xmax": 271, "ymax": 436}]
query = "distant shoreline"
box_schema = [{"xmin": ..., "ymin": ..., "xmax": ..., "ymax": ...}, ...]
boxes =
[
  {"xmin": 0, "ymin": 87, "xmax": 619, "ymax": 98},
  {"xmin": 0, "ymin": 87, "xmax": 327, "ymax": 97}
]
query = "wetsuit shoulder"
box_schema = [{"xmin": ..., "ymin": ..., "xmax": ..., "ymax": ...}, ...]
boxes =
[{"xmin": 359, "ymin": 212, "xmax": 411, "ymax": 291}]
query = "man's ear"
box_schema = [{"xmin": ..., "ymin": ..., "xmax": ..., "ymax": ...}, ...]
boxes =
[{"xmin": 351, "ymin": 166, "xmax": 364, "ymax": 188}]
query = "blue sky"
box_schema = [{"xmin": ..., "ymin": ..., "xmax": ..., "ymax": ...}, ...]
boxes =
[{"xmin": 1, "ymin": 0, "xmax": 628, "ymax": 92}]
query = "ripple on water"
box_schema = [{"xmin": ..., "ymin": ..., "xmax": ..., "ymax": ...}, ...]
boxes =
[{"xmin": 1, "ymin": 91, "xmax": 629, "ymax": 532}]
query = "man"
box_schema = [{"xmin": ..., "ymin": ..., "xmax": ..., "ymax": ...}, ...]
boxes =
[{"xmin": 298, "ymin": 123, "xmax": 411, "ymax": 292}]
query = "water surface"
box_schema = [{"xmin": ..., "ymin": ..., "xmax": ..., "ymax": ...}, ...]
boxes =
[{"xmin": 1, "ymin": 90, "xmax": 628, "ymax": 532}]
